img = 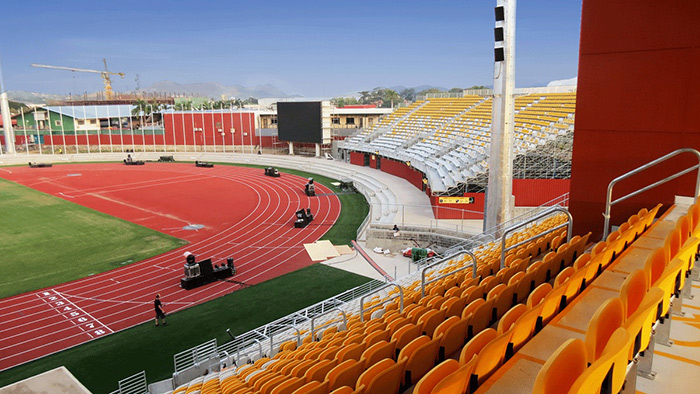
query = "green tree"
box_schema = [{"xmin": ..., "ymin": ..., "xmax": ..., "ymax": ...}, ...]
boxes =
[
  {"xmin": 332, "ymin": 97, "xmax": 359, "ymax": 107},
  {"xmin": 449, "ymin": 88, "xmax": 463, "ymax": 93},
  {"xmin": 467, "ymin": 85, "xmax": 488, "ymax": 90},
  {"xmin": 400, "ymin": 88, "xmax": 416, "ymax": 101}
]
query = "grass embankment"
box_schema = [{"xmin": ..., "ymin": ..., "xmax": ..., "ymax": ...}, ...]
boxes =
[{"xmin": 0, "ymin": 178, "xmax": 186, "ymax": 298}]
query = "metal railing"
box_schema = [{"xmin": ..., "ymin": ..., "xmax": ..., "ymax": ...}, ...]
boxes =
[
  {"xmin": 173, "ymin": 339, "xmax": 218, "ymax": 373},
  {"xmin": 109, "ymin": 370, "xmax": 147, "ymax": 394},
  {"xmin": 359, "ymin": 283, "xmax": 404, "ymax": 322},
  {"xmin": 603, "ymin": 148, "xmax": 700, "ymax": 238},
  {"xmin": 310, "ymin": 307, "xmax": 347, "ymax": 341},
  {"xmin": 499, "ymin": 206, "xmax": 572, "ymax": 269},
  {"xmin": 420, "ymin": 250, "xmax": 477, "ymax": 296}
]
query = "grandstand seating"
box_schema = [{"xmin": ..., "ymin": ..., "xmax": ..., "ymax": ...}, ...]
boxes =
[
  {"xmin": 341, "ymin": 92, "xmax": 577, "ymax": 192},
  {"xmin": 162, "ymin": 197, "xmax": 700, "ymax": 394}
]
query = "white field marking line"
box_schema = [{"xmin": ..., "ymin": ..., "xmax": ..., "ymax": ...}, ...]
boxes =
[
  {"xmin": 0, "ymin": 172, "xmax": 330, "ymax": 318},
  {"xmin": 66, "ymin": 174, "xmax": 207, "ymax": 198},
  {"xmin": 3, "ymin": 289, "xmax": 115, "ymax": 347},
  {"xmin": 0, "ymin": 168, "xmax": 12, "ymax": 173},
  {"xmin": 0, "ymin": 170, "xmax": 337, "ymax": 313},
  {"xmin": 58, "ymin": 192, "xmax": 75, "ymax": 199},
  {"xmin": 0, "ymin": 169, "xmax": 340, "ymax": 324},
  {"xmin": 0, "ymin": 167, "xmax": 260, "ymax": 305}
]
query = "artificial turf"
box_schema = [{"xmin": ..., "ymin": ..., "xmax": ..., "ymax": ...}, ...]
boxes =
[
  {"xmin": 0, "ymin": 178, "xmax": 187, "ymax": 299},
  {"xmin": 0, "ymin": 264, "xmax": 371, "ymax": 393},
  {"xmin": 0, "ymin": 162, "xmax": 371, "ymax": 393}
]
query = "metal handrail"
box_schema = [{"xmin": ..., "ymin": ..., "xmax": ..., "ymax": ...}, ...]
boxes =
[
  {"xmin": 420, "ymin": 250, "xmax": 477, "ymax": 297},
  {"xmin": 310, "ymin": 307, "xmax": 348, "ymax": 341},
  {"xmin": 603, "ymin": 148, "xmax": 700, "ymax": 238},
  {"xmin": 499, "ymin": 206, "xmax": 572, "ymax": 269},
  {"xmin": 359, "ymin": 283, "xmax": 403, "ymax": 322},
  {"xmin": 266, "ymin": 324, "xmax": 301, "ymax": 356}
]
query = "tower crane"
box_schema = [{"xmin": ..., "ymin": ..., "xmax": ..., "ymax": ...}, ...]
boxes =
[{"xmin": 31, "ymin": 58, "xmax": 125, "ymax": 100}]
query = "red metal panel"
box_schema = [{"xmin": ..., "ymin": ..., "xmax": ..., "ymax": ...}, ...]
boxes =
[
  {"xmin": 349, "ymin": 151, "xmax": 364, "ymax": 166},
  {"xmin": 570, "ymin": 0, "xmax": 700, "ymax": 239},
  {"xmin": 512, "ymin": 179, "xmax": 570, "ymax": 206}
]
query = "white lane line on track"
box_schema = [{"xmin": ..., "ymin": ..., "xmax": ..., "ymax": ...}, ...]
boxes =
[{"xmin": 0, "ymin": 165, "xmax": 341, "ymax": 367}]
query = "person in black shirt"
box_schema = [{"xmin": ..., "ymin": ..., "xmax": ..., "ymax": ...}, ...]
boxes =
[{"xmin": 154, "ymin": 294, "xmax": 167, "ymax": 326}]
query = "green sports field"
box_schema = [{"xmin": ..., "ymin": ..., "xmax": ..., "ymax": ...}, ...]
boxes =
[
  {"xmin": 0, "ymin": 178, "xmax": 187, "ymax": 299},
  {"xmin": 0, "ymin": 163, "xmax": 371, "ymax": 393}
]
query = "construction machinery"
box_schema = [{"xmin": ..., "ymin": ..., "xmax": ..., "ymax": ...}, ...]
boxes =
[{"xmin": 31, "ymin": 59, "xmax": 125, "ymax": 100}]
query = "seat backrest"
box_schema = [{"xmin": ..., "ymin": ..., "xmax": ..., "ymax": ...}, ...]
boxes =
[
  {"xmin": 664, "ymin": 227, "xmax": 682, "ymax": 261},
  {"xmin": 553, "ymin": 267, "xmax": 574, "ymax": 288},
  {"xmin": 403, "ymin": 335, "xmax": 441, "ymax": 386},
  {"xmin": 585, "ymin": 297, "xmax": 624, "ymax": 364},
  {"xmin": 418, "ymin": 308, "xmax": 446, "ymax": 337},
  {"xmin": 467, "ymin": 298, "xmax": 496, "ymax": 337},
  {"xmin": 303, "ymin": 359, "xmax": 337, "ymax": 383},
  {"xmin": 412, "ymin": 359, "xmax": 459, "ymax": 394},
  {"xmin": 461, "ymin": 297, "xmax": 485, "ymax": 319},
  {"xmin": 431, "ymin": 355, "xmax": 476, "ymax": 394},
  {"xmin": 619, "ymin": 269, "xmax": 648, "ymax": 319},
  {"xmin": 508, "ymin": 271, "xmax": 526, "ymax": 286},
  {"xmin": 270, "ymin": 376, "xmax": 305, "ymax": 394},
  {"xmin": 487, "ymin": 283, "xmax": 506, "ymax": 300},
  {"xmin": 318, "ymin": 346, "xmax": 342, "ymax": 361},
  {"xmin": 590, "ymin": 241, "xmax": 607, "ymax": 257},
  {"xmin": 532, "ymin": 338, "xmax": 587, "ymax": 394},
  {"xmin": 644, "ymin": 247, "xmax": 667, "ymax": 288},
  {"xmin": 357, "ymin": 358, "xmax": 406, "ymax": 394},
  {"xmin": 440, "ymin": 296, "xmax": 467, "ymax": 318},
  {"xmin": 438, "ymin": 316, "xmax": 469, "ymax": 359},
  {"xmin": 326, "ymin": 359, "xmax": 365, "ymax": 392},
  {"xmin": 470, "ymin": 330, "xmax": 514, "ymax": 388},
  {"xmin": 397, "ymin": 335, "xmax": 430, "ymax": 361},
  {"xmin": 391, "ymin": 323, "xmax": 422, "ymax": 352},
  {"xmin": 336, "ymin": 342, "xmax": 367, "ymax": 363},
  {"xmin": 360, "ymin": 340, "xmax": 397, "ymax": 369},
  {"xmin": 497, "ymin": 304, "xmax": 528, "ymax": 334},
  {"xmin": 364, "ymin": 329, "xmax": 390, "ymax": 348},
  {"xmin": 509, "ymin": 303, "xmax": 543, "ymax": 352},
  {"xmin": 386, "ymin": 317, "xmax": 410, "ymax": 336},
  {"xmin": 539, "ymin": 283, "xmax": 567, "ymax": 326},
  {"xmin": 527, "ymin": 282, "xmax": 552, "ymax": 308},
  {"xmin": 459, "ymin": 328, "xmax": 497, "ymax": 364},
  {"xmin": 291, "ymin": 380, "xmax": 329, "ymax": 394},
  {"xmin": 569, "ymin": 328, "xmax": 631, "ymax": 394}
]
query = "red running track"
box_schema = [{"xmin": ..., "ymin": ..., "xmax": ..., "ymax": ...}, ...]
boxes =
[{"xmin": 0, "ymin": 163, "xmax": 341, "ymax": 371}]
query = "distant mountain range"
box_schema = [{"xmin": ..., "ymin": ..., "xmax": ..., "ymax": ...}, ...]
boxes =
[
  {"xmin": 143, "ymin": 81, "xmax": 297, "ymax": 99},
  {"xmin": 7, "ymin": 91, "xmax": 70, "ymax": 105}
]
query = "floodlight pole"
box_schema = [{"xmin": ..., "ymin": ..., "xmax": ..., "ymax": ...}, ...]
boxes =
[
  {"xmin": 0, "ymin": 54, "xmax": 16, "ymax": 154},
  {"xmin": 485, "ymin": 0, "xmax": 516, "ymax": 232}
]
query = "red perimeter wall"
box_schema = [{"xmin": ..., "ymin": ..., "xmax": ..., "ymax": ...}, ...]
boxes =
[
  {"xmin": 162, "ymin": 112, "xmax": 258, "ymax": 147},
  {"xmin": 569, "ymin": 0, "xmax": 700, "ymax": 240}
]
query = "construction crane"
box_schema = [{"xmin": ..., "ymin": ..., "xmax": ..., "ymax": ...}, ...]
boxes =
[{"xmin": 31, "ymin": 58, "xmax": 125, "ymax": 100}]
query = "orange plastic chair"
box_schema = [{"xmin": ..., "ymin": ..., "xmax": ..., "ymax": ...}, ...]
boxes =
[
  {"xmin": 318, "ymin": 346, "xmax": 342, "ymax": 361},
  {"xmin": 553, "ymin": 266, "xmax": 574, "ymax": 288},
  {"xmin": 359, "ymin": 340, "xmax": 397, "ymax": 369},
  {"xmin": 532, "ymin": 338, "xmax": 587, "ymax": 394},
  {"xmin": 573, "ymin": 252, "xmax": 592, "ymax": 271},
  {"xmin": 644, "ymin": 247, "xmax": 667, "ymax": 288},
  {"xmin": 584, "ymin": 297, "xmax": 624, "ymax": 364},
  {"xmin": 508, "ymin": 271, "xmax": 526, "ymax": 286},
  {"xmin": 417, "ymin": 308, "xmax": 446, "ymax": 337},
  {"xmin": 440, "ymin": 296, "xmax": 467, "ymax": 318},
  {"xmin": 269, "ymin": 376, "xmax": 305, "ymax": 394},
  {"xmin": 623, "ymin": 287, "xmax": 664, "ymax": 360},
  {"xmin": 386, "ymin": 317, "xmax": 410, "ymax": 336},
  {"xmin": 469, "ymin": 330, "xmax": 514, "ymax": 391},
  {"xmin": 497, "ymin": 304, "xmax": 528, "ymax": 334},
  {"xmin": 569, "ymin": 327, "xmax": 631, "ymax": 394},
  {"xmin": 412, "ymin": 359, "xmax": 459, "ymax": 394},
  {"xmin": 509, "ymin": 303, "xmax": 544, "ymax": 352},
  {"xmin": 364, "ymin": 329, "xmax": 390, "ymax": 348},
  {"xmin": 259, "ymin": 375, "xmax": 287, "ymax": 394},
  {"xmin": 514, "ymin": 270, "xmax": 538, "ymax": 304},
  {"xmin": 303, "ymin": 358, "xmax": 337, "ymax": 383},
  {"xmin": 459, "ymin": 328, "xmax": 497, "ymax": 364},
  {"xmin": 436, "ymin": 316, "xmax": 469, "ymax": 360},
  {"xmin": 391, "ymin": 323, "xmax": 423, "ymax": 356},
  {"xmin": 466, "ymin": 298, "xmax": 496, "ymax": 338},
  {"xmin": 326, "ymin": 359, "xmax": 365, "ymax": 392},
  {"xmin": 291, "ymin": 380, "xmax": 329, "ymax": 394},
  {"xmin": 619, "ymin": 269, "xmax": 648, "ymax": 319},
  {"xmin": 398, "ymin": 335, "xmax": 441, "ymax": 387},
  {"xmin": 538, "ymin": 283, "xmax": 567, "ymax": 326},
  {"xmin": 431, "ymin": 354, "xmax": 476, "ymax": 394},
  {"xmin": 355, "ymin": 358, "xmax": 406, "ymax": 394},
  {"xmin": 527, "ymin": 282, "xmax": 552, "ymax": 308},
  {"xmin": 336, "ymin": 342, "xmax": 367, "ymax": 363},
  {"xmin": 493, "ymin": 282, "xmax": 518, "ymax": 320},
  {"xmin": 461, "ymin": 297, "xmax": 485, "ymax": 319}
]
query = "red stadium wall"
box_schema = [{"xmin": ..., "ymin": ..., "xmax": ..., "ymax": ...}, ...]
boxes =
[
  {"xmin": 162, "ymin": 112, "xmax": 258, "ymax": 147},
  {"xmin": 379, "ymin": 158, "xmax": 425, "ymax": 190},
  {"xmin": 513, "ymin": 179, "xmax": 570, "ymax": 206},
  {"xmin": 569, "ymin": 0, "xmax": 700, "ymax": 239},
  {"xmin": 349, "ymin": 151, "xmax": 365, "ymax": 166},
  {"xmin": 430, "ymin": 193, "xmax": 485, "ymax": 219}
]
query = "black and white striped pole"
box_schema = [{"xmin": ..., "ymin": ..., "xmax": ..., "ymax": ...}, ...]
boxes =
[{"xmin": 485, "ymin": 0, "xmax": 517, "ymax": 231}]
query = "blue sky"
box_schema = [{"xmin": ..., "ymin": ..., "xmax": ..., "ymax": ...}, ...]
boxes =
[{"xmin": 0, "ymin": 0, "xmax": 582, "ymax": 97}]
